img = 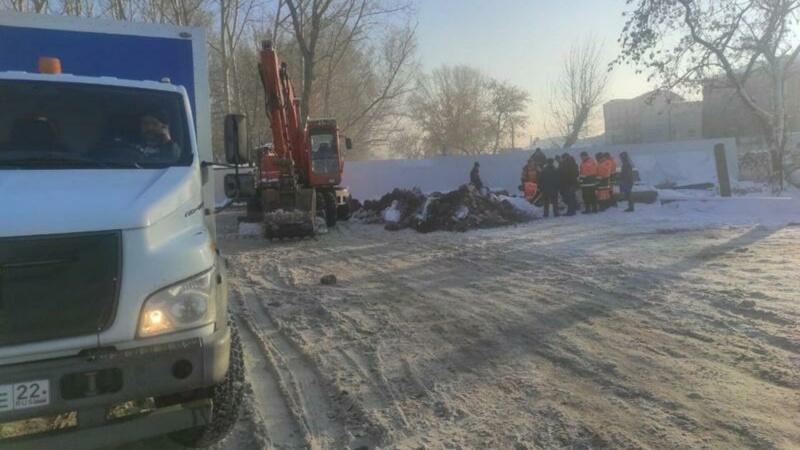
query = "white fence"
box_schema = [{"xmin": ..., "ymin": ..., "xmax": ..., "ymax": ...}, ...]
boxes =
[{"xmin": 214, "ymin": 138, "xmax": 739, "ymax": 203}]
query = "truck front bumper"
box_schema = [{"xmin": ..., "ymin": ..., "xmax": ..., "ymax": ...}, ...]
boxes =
[
  {"xmin": 3, "ymin": 400, "xmax": 211, "ymax": 450},
  {"xmin": 0, "ymin": 324, "xmax": 231, "ymax": 449}
]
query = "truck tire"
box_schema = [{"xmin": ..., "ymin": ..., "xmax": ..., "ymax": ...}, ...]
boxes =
[
  {"xmin": 166, "ymin": 320, "xmax": 245, "ymax": 448},
  {"xmin": 324, "ymin": 191, "xmax": 338, "ymax": 228}
]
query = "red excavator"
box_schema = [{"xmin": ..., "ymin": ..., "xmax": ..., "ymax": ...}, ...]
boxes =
[{"xmin": 225, "ymin": 40, "xmax": 352, "ymax": 239}]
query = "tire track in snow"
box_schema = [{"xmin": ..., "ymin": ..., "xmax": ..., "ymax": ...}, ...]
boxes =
[
  {"xmin": 231, "ymin": 287, "xmax": 305, "ymax": 449},
  {"xmin": 236, "ymin": 280, "xmax": 350, "ymax": 449}
]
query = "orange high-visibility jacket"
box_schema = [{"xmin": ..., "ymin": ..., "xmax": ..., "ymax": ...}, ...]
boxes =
[
  {"xmin": 598, "ymin": 158, "xmax": 613, "ymax": 179},
  {"xmin": 580, "ymin": 157, "xmax": 598, "ymax": 177}
]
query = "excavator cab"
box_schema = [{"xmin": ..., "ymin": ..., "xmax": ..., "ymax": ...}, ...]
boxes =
[{"xmin": 307, "ymin": 119, "xmax": 347, "ymax": 186}]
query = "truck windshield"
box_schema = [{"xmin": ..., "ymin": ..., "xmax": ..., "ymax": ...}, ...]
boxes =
[
  {"xmin": 310, "ymin": 133, "xmax": 339, "ymax": 174},
  {"xmin": 0, "ymin": 80, "xmax": 192, "ymax": 169}
]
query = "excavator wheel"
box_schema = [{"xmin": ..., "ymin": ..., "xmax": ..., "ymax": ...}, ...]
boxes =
[
  {"xmin": 323, "ymin": 191, "xmax": 338, "ymax": 228},
  {"xmin": 337, "ymin": 194, "xmax": 352, "ymax": 221}
]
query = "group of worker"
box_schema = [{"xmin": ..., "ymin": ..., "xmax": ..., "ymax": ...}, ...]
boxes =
[
  {"xmin": 517, "ymin": 148, "xmax": 636, "ymax": 216},
  {"xmin": 468, "ymin": 148, "xmax": 636, "ymax": 216}
]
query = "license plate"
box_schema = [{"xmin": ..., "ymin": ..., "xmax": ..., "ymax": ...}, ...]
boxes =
[{"xmin": 0, "ymin": 380, "xmax": 50, "ymax": 413}]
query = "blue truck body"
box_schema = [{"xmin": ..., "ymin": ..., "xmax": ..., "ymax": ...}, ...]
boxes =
[{"xmin": 0, "ymin": 24, "xmax": 197, "ymax": 116}]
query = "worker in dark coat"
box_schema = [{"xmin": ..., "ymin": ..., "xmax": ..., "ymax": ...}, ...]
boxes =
[
  {"xmin": 607, "ymin": 152, "xmax": 619, "ymax": 208},
  {"xmin": 540, "ymin": 158, "xmax": 561, "ymax": 218},
  {"xmin": 532, "ymin": 147, "xmax": 547, "ymax": 167},
  {"xmin": 470, "ymin": 161, "xmax": 484, "ymax": 193},
  {"xmin": 619, "ymin": 152, "xmax": 636, "ymax": 212},
  {"xmin": 559, "ymin": 153, "xmax": 579, "ymax": 216}
]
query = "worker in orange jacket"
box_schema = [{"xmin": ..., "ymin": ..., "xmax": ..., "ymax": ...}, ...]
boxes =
[
  {"xmin": 597, "ymin": 153, "xmax": 614, "ymax": 211},
  {"xmin": 520, "ymin": 157, "xmax": 541, "ymax": 204},
  {"xmin": 579, "ymin": 151, "xmax": 599, "ymax": 214}
]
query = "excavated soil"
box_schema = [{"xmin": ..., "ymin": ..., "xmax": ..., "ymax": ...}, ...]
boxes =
[{"xmin": 354, "ymin": 185, "xmax": 533, "ymax": 232}]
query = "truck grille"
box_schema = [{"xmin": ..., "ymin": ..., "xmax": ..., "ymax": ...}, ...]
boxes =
[{"xmin": 0, "ymin": 232, "xmax": 120, "ymax": 347}]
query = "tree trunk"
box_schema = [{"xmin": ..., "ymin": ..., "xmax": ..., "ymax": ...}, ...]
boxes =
[
  {"xmin": 511, "ymin": 122, "xmax": 516, "ymax": 148},
  {"xmin": 492, "ymin": 114, "xmax": 502, "ymax": 154},
  {"xmin": 301, "ymin": 50, "xmax": 314, "ymax": 125},
  {"xmin": 219, "ymin": 1, "xmax": 232, "ymax": 113},
  {"xmin": 562, "ymin": 130, "xmax": 579, "ymax": 149},
  {"xmin": 770, "ymin": 60, "xmax": 786, "ymax": 192}
]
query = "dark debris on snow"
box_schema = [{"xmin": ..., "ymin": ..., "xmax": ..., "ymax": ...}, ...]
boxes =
[{"xmin": 352, "ymin": 185, "xmax": 533, "ymax": 233}]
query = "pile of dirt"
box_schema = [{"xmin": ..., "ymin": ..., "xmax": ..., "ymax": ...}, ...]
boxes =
[{"xmin": 353, "ymin": 185, "xmax": 533, "ymax": 232}]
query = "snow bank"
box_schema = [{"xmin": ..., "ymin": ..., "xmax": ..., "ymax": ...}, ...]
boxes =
[
  {"xmin": 342, "ymin": 139, "xmax": 738, "ymax": 200},
  {"xmin": 660, "ymin": 197, "xmax": 799, "ymax": 226},
  {"xmin": 383, "ymin": 201, "xmax": 402, "ymax": 223}
]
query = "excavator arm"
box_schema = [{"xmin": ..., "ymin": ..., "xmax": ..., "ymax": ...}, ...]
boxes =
[{"xmin": 258, "ymin": 40, "xmax": 309, "ymax": 177}]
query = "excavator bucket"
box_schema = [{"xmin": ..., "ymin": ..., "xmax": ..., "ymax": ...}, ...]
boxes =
[{"xmin": 262, "ymin": 187, "xmax": 318, "ymax": 239}]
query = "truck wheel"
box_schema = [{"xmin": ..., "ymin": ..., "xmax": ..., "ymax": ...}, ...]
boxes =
[
  {"xmin": 167, "ymin": 320, "xmax": 245, "ymax": 448},
  {"xmin": 324, "ymin": 191, "xmax": 338, "ymax": 227}
]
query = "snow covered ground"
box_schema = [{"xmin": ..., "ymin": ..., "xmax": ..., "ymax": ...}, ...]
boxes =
[{"xmin": 128, "ymin": 199, "xmax": 795, "ymax": 450}]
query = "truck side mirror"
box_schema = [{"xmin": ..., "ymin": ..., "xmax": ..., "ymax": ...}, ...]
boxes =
[
  {"xmin": 345, "ymin": 137, "xmax": 352, "ymax": 150},
  {"xmin": 224, "ymin": 114, "xmax": 249, "ymax": 164}
]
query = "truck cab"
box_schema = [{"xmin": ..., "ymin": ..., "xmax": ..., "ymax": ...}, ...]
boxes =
[{"xmin": 0, "ymin": 13, "xmax": 243, "ymax": 449}]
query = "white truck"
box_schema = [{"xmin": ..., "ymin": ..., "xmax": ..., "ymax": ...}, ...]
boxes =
[{"xmin": 0, "ymin": 12, "xmax": 245, "ymax": 449}]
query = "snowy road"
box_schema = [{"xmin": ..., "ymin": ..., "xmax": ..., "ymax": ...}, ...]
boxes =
[{"xmin": 212, "ymin": 208, "xmax": 800, "ymax": 450}]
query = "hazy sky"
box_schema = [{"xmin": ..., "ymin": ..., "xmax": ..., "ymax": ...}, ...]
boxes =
[{"xmin": 415, "ymin": 0, "xmax": 654, "ymax": 142}]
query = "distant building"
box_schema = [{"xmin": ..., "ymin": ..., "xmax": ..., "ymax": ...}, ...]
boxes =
[
  {"xmin": 603, "ymin": 90, "xmax": 702, "ymax": 145},
  {"xmin": 702, "ymin": 64, "xmax": 800, "ymax": 143}
]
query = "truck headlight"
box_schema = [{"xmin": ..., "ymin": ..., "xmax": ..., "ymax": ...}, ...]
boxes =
[{"xmin": 138, "ymin": 269, "xmax": 216, "ymax": 338}]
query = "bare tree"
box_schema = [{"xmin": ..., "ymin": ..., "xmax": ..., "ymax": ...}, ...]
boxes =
[
  {"xmin": 210, "ymin": 0, "xmax": 260, "ymax": 113},
  {"xmin": 102, "ymin": 0, "xmax": 135, "ymax": 20},
  {"xmin": 409, "ymin": 65, "xmax": 493, "ymax": 156},
  {"xmin": 56, "ymin": 0, "xmax": 97, "ymax": 16},
  {"xmin": 487, "ymin": 79, "xmax": 530, "ymax": 153},
  {"xmin": 617, "ymin": 0, "xmax": 800, "ymax": 189},
  {"xmin": 337, "ymin": 23, "xmax": 418, "ymax": 151},
  {"xmin": 282, "ymin": 0, "xmax": 413, "ymax": 125},
  {"xmin": 547, "ymin": 39, "xmax": 609, "ymax": 149},
  {"xmin": 160, "ymin": 0, "xmax": 211, "ymax": 25},
  {"xmin": 390, "ymin": 123, "xmax": 427, "ymax": 158},
  {"xmin": 3, "ymin": 0, "xmax": 49, "ymax": 12}
]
